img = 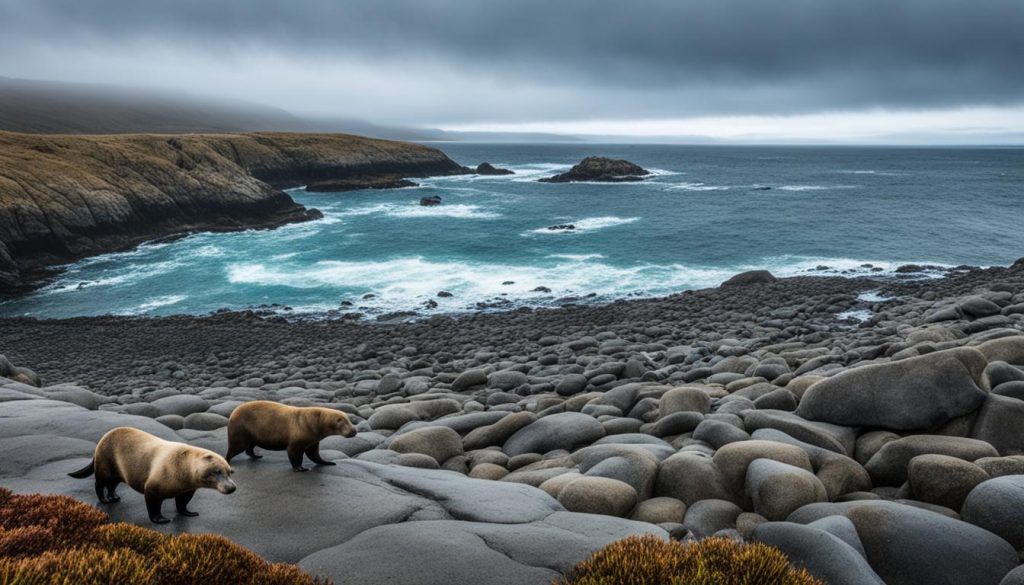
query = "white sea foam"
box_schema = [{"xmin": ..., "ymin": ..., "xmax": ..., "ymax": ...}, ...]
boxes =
[
  {"xmin": 837, "ymin": 309, "xmax": 872, "ymax": 322},
  {"xmin": 118, "ymin": 294, "xmax": 189, "ymax": 315},
  {"xmin": 774, "ymin": 185, "xmax": 857, "ymax": 191},
  {"xmin": 336, "ymin": 203, "xmax": 500, "ymax": 220},
  {"xmin": 857, "ymin": 291, "xmax": 894, "ymax": 302},
  {"xmin": 837, "ymin": 170, "xmax": 901, "ymax": 176},
  {"xmin": 225, "ymin": 256, "xmax": 739, "ymax": 316},
  {"xmin": 192, "ymin": 245, "xmax": 225, "ymax": 258},
  {"xmin": 527, "ymin": 216, "xmax": 639, "ymax": 235},
  {"xmin": 547, "ymin": 253, "xmax": 606, "ymax": 261},
  {"xmin": 42, "ymin": 261, "xmax": 186, "ymax": 294},
  {"xmin": 666, "ymin": 182, "xmax": 730, "ymax": 192}
]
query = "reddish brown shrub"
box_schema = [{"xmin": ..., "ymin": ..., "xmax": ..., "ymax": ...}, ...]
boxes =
[
  {"xmin": 0, "ymin": 489, "xmax": 332, "ymax": 585},
  {"xmin": 557, "ymin": 534, "xmax": 824, "ymax": 585}
]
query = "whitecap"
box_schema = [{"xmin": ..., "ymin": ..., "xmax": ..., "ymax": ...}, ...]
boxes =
[
  {"xmin": 225, "ymin": 256, "xmax": 741, "ymax": 317},
  {"xmin": 336, "ymin": 202, "xmax": 500, "ymax": 220},
  {"xmin": 774, "ymin": 185, "xmax": 858, "ymax": 192},
  {"xmin": 116, "ymin": 294, "xmax": 189, "ymax": 315},
  {"xmin": 526, "ymin": 216, "xmax": 639, "ymax": 235},
  {"xmin": 666, "ymin": 182, "xmax": 730, "ymax": 192},
  {"xmin": 546, "ymin": 253, "xmax": 606, "ymax": 261}
]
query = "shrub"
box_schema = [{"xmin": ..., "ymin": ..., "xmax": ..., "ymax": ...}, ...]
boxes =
[
  {"xmin": 557, "ymin": 534, "xmax": 824, "ymax": 585},
  {"xmin": 0, "ymin": 488, "xmax": 331, "ymax": 585},
  {"xmin": 93, "ymin": 523, "xmax": 164, "ymax": 556},
  {"xmin": 0, "ymin": 547, "xmax": 156, "ymax": 585}
]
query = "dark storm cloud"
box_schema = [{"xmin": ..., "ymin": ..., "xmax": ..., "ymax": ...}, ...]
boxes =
[{"xmin": 0, "ymin": 0, "xmax": 1021, "ymax": 122}]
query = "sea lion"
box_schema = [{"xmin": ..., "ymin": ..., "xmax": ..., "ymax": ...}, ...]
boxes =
[
  {"xmin": 68, "ymin": 426, "xmax": 236, "ymax": 524},
  {"xmin": 226, "ymin": 401, "xmax": 357, "ymax": 471}
]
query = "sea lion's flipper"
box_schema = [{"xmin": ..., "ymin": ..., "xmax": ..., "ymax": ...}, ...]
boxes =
[
  {"xmin": 175, "ymin": 491, "xmax": 198, "ymax": 517},
  {"xmin": 305, "ymin": 442, "xmax": 335, "ymax": 466},
  {"xmin": 145, "ymin": 493, "xmax": 169, "ymax": 524}
]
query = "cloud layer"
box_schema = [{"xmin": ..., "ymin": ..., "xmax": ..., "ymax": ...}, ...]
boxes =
[{"xmin": 0, "ymin": 0, "xmax": 1022, "ymax": 129}]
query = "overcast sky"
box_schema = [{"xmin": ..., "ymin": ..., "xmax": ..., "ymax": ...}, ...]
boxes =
[{"xmin": 1, "ymin": 0, "xmax": 1022, "ymax": 141}]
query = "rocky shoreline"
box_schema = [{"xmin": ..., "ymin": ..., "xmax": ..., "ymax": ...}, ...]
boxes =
[
  {"xmin": 4, "ymin": 262, "xmax": 1024, "ymax": 584},
  {"xmin": 0, "ymin": 131, "xmax": 466, "ymax": 293}
]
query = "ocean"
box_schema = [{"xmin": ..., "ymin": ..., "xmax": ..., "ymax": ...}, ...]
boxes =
[{"xmin": 2, "ymin": 144, "xmax": 1021, "ymax": 319}]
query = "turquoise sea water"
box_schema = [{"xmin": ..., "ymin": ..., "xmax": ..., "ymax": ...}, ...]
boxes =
[{"xmin": 2, "ymin": 144, "xmax": 1022, "ymax": 319}]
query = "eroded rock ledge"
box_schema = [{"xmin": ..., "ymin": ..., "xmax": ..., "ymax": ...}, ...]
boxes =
[{"xmin": 0, "ymin": 131, "xmax": 467, "ymax": 292}]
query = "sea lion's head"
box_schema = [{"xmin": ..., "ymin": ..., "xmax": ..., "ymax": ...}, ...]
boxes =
[
  {"xmin": 196, "ymin": 451, "xmax": 237, "ymax": 494},
  {"xmin": 319, "ymin": 408, "xmax": 357, "ymax": 439}
]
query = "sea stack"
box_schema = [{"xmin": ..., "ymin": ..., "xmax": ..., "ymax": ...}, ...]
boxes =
[
  {"xmin": 539, "ymin": 156, "xmax": 650, "ymax": 183},
  {"xmin": 476, "ymin": 162, "xmax": 514, "ymax": 175}
]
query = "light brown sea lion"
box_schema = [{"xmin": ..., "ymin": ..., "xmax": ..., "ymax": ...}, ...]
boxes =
[
  {"xmin": 225, "ymin": 401, "xmax": 357, "ymax": 471},
  {"xmin": 68, "ymin": 426, "xmax": 236, "ymax": 524}
]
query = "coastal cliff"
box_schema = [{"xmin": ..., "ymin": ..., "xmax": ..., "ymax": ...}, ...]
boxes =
[{"xmin": 0, "ymin": 131, "xmax": 466, "ymax": 292}]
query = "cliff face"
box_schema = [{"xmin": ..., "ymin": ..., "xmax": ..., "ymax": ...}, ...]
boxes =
[{"xmin": 0, "ymin": 131, "xmax": 466, "ymax": 292}]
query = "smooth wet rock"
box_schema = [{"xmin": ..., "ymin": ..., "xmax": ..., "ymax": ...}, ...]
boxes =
[
  {"xmin": 503, "ymin": 412, "xmax": 605, "ymax": 457},
  {"xmin": 464, "ymin": 411, "xmax": 537, "ymax": 451},
  {"xmin": 659, "ymin": 386, "xmax": 711, "ymax": 416},
  {"xmin": 907, "ymin": 454, "xmax": 989, "ymax": 510},
  {"xmin": 720, "ymin": 270, "xmax": 777, "ymax": 287},
  {"xmin": 655, "ymin": 452, "xmax": 732, "ymax": 505},
  {"xmin": 865, "ymin": 435, "xmax": 998, "ymax": 486},
  {"xmin": 631, "ymin": 497, "xmax": 686, "ymax": 524},
  {"xmin": 183, "ymin": 412, "xmax": 229, "ymax": 430},
  {"xmin": 150, "ymin": 394, "xmax": 210, "ymax": 418},
  {"xmin": 962, "ymin": 475, "xmax": 1024, "ymax": 550},
  {"xmin": 789, "ymin": 500, "xmax": 1018, "ymax": 585},
  {"xmin": 389, "ymin": 426, "xmax": 464, "ymax": 464},
  {"xmin": 797, "ymin": 347, "xmax": 989, "ymax": 431},
  {"xmin": 557, "ymin": 476, "xmax": 638, "ymax": 517},
  {"xmin": 683, "ymin": 499, "xmax": 743, "ymax": 538},
  {"xmin": 754, "ymin": 521, "xmax": 886, "ymax": 585},
  {"xmin": 970, "ymin": 394, "xmax": 1024, "ymax": 454},
  {"xmin": 746, "ymin": 458, "xmax": 828, "ymax": 521}
]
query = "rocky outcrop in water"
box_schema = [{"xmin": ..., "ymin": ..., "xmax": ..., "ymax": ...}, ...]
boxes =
[
  {"xmin": 476, "ymin": 162, "xmax": 514, "ymax": 176},
  {"xmin": 0, "ymin": 131, "xmax": 467, "ymax": 292},
  {"xmin": 539, "ymin": 156, "xmax": 650, "ymax": 183}
]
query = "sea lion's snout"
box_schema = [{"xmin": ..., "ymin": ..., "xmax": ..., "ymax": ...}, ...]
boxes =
[
  {"xmin": 345, "ymin": 428, "xmax": 357, "ymax": 438},
  {"xmin": 219, "ymin": 479, "xmax": 237, "ymax": 494}
]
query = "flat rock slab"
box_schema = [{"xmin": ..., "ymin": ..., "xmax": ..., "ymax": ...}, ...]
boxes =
[
  {"xmin": 0, "ymin": 396, "xmax": 665, "ymax": 584},
  {"xmin": 299, "ymin": 513, "xmax": 661, "ymax": 585}
]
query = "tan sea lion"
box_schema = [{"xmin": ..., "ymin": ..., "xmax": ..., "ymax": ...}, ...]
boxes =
[
  {"xmin": 225, "ymin": 401, "xmax": 357, "ymax": 471},
  {"xmin": 68, "ymin": 426, "xmax": 236, "ymax": 524}
]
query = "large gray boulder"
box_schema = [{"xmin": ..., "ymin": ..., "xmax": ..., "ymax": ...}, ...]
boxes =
[
  {"xmin": 389, "ymin": 426, "xmax": 464, "ymax": 464},
  {"xmin": 754, "ymin": 521, "xmax": 886, "ymax": 585},
  {"xmin": 970, "ymin": 394, "xmax": 1024, "ymax": 454},
  {"xmin": 557, "ymin": 476, "xmax": 638, "ymax": 517},
  {"xmin": 150, "ymin": 394, "xmax": 211, "ymax": 418},
  {"xmin": 961, "ymin": 475, "xmax": 1024, "ymax": 550},
  {"xmin": 789, "ymin": 500, "xmax": 1018, "ymax": 585},
  {"xmin": 864, "ymin": 435, "xmax": 998, "ymax": 486},
  {"xmin": 502, "ymin": 412, "xmax": 605, "ymax": 457},
  {"xmin": 796, "ymin": 348, "xmax": 989, "ymax": 431},
  {"xmin": 907, "ymin": 454, "xmax": 990, "ymax": 510},
  {"xmin": 464, "ymin": 411, "xmax": 537, "ymax": 450},
  {"xmin": 655, "ymin": 451, "xmax": 732, "ymax": 505},
  {"xmin": 720, "ymin": 270, "xmax": 777, "ymax": 287},
  {"xmin": 746, "ymin": 459, "xmax": 828, "ymax": 521}
]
